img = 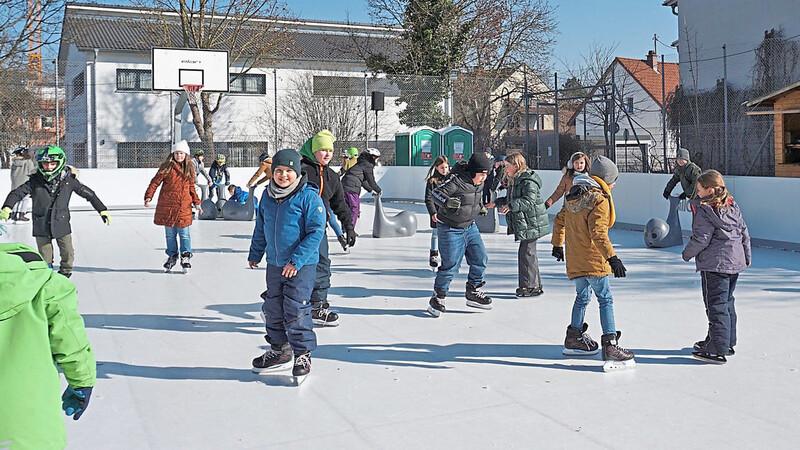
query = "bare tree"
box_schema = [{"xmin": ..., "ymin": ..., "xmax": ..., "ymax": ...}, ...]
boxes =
[{"xmin": 0, "ymin": 0, "xmax": 64, "ymax": 69}]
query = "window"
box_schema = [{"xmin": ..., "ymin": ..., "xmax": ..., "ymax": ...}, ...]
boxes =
[
  {"xmin": 626, "ymin": 97, "xmax": 634, "ymax": 114},
  {"xmin": 40, "ymin": 115, "xmax": 55, "ymax": 129},
  {"xmin": 230, "ymin": 73, "xmax": 266, "ymax": 94},
  {"xmin": 226, "ymin": 141, "xmax": 268, "ymax": 166},
  {"xmin": 117, "ymin": 69, "xmax": 152, "ymax": 91},
  {"xmin": 72, "ymin": 72, "xmax": 84, "ymax": 98}
]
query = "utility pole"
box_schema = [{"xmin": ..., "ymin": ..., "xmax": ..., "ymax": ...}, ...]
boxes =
[{"xmin": 661, "ymin": 54, "xmax": 668, "ymax": 173}]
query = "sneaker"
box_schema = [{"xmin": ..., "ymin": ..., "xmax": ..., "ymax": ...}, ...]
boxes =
[
  {"xmin": 312, "ymin": 304, "xmax": 339, "ymax": 327},
  {"xmin": 337, "ymin": 235, "xmax": 349, "ymax": 252},
  {"xmin": 252, "ymin": 343, "xmax": 293, "ymax": 373},
  {"xmin": 163, "ymin": 254, "xmax": 178, "ymax": 271},
  {"xmin": 429, "ymin": 250, "xmax": 440, "ymax": 268},
  {"xmin": 427, "ymin": 290, "xmax": 446, "ymax": 317},
  {"xmin": 515, "ymin": 287, "xmax": 544, "ymax": 297},
  {"xmin": 180, "ymin": 252, "xmax": 192, "ymax": 269},
  {"xmin": 601, "ymin": 331, "xmax": 635, "ymax": 362},
  {"xmin": 292, "ymin": 351, "xmax": 312, "ymax": 377},
  {"xmin": 693, "ymin": 339, "xmax": 735, "ymax": 355},
  {"xmin": 465, "ymin": 282, "xmax": 492, "ymax": 310},
  {"xmin": 563, "ymin": 323, "xmax": 599, "ymax": 356},
  {"xmin": 692, "ymin": 351, "xmax": 727, "ymax": 364}
]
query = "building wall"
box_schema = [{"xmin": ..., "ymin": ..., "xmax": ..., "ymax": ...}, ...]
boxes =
[{"xmin": 774, "ymin": 90, "xmax": 800, "ymax": 177}]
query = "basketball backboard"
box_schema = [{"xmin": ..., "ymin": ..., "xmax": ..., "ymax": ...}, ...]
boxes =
[{"xmin": 151, "ymin": 47, "xmax": 229, "ymax": 92}]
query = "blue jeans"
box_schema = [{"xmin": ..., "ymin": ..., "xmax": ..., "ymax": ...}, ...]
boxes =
[
  {"xmin": 165, "ymin": 225, "xmax": 191, "ymax": 257},
  {"xmin": 434, "ymin": 223, "xmax": 487, "ymax": 293},
  {"xmin": 263, "ymin": 264, "xmax": 317, "ymax": 352},
  {"xmin": 430, "ymin": 227, "xmax": 438, "ymax": 251},
  {"xmin": 571, "ymin": 275, "xmax": 616, "ymax": 335},
  {"xmin": 327, "ymin": 207, "xmax": 343, "ymax": 237}
]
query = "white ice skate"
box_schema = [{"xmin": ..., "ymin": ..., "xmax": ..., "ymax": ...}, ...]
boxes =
[{"xmin": 602, "ymin": 359, "xmax": 636, "ymax": 372}]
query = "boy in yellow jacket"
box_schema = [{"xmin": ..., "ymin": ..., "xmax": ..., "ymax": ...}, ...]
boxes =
[{"xmin": 551, "ymin": 156, "xmax": 635, "ymax": 371}]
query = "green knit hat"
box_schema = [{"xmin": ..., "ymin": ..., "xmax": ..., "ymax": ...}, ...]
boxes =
[{"xmin": 311, "ymin": 130, "xmax": 335, "ymax": 152}]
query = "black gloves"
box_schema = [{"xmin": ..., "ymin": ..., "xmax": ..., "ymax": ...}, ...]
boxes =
[
  {"xmin": 445, "ymin": 197, "xmax": 461, "ymax": 209},
  {"xmin": 346, "ymin": 227, "xmax": 357, "ymax": 248},
  {"xmin": 662, "ymin": 190, "xmax": 670, "ymax": 200},
  {"xmin": 62, "ymin": 386, "xmax": 92, "ymax": 420},
  {"xmin": 479, "ymin": 207, "xmax": 488, "ymax": 216},
  {"xmin": 552, "ymin": 246, "xmax": 564, "ymax": 261},
  {"xmin": 607, "ymin": 256, "xmax": 627, "ymax": 278},
  {"xmin": 678, "ymin": 192, "xmax": 687, "ymax": 200}
]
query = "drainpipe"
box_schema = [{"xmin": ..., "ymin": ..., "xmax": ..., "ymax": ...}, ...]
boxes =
[{"xmin": 87, "ymin": 48, "xmax": 98, "ymax": 167}]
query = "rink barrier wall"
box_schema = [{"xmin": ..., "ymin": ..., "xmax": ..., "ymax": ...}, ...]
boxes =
[{"xmin": 1, "ymin": 167, "xmax": 797, "ymax": 249}]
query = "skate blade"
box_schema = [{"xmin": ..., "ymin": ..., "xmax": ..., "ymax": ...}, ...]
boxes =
[
  {"xmin": 691, "ymin": 353, "xmax": 727, "ymax": 364},
  {"xmin": 465, "ymin": 301, "xmax": 492, "ymax": 310},
  {"xmin": 312, "ymin": 319, "xmax": 339, "ymax": 327},
  {"xmin": 563, "ymin": 348, "xmax": 600, "ymax": 356},
  {"xmin": 426, "ymin": 306, "xmax": 441, "ymax": 318},
  {"xmin": 603, "ymin": 359, "xmax": 636, "ymax": 372},
  {"xmin": 252, "ymin": 361, "xmax": 293, "ymax": 374},
  {"xmin": 293, "ymin": 374, "xmax": 308, "ymax": 386}
]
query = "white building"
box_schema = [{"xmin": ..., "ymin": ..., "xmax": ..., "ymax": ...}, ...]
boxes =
[
  {"xmin": 571, "ymin": 52, "xmax": 680, "ymax": 172},
  {"xmin": 57, "ymin": 2, "xmax": 405, "ymax": 168}
]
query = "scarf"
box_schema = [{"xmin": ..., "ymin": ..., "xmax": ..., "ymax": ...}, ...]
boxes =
[{"xmin": 267, "ymin": 177, "xmax": 301, "ymax": 200}]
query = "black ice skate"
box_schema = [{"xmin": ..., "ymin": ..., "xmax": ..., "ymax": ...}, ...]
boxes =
[
  {"xmin": 515, "ymin": 287, "xmax": 544, "ymax": 297},
  {"xmin": 465, "ymin": 282, "xmax": 492, "ymax": 310},
  {"xmin": 312, "ymin": 303, "xmax": 339, "ymax": 327},
  {"xmin": 692, "ymin": 351, "xmax": 727, "ymax": 364},
  {"xmin": 252, "ymin": 343, "xmax": 292, "ymax": 374},
  {"xmin": 180, "ymin": 252, "xmax": 191, "ymax": 273},
  {"xmin": 563, "ymin": 323, "xmax": 599, "ymax": 356},
  {"xmin": 337, "ymin": 235, "xmax": 349, "ymax": 253},
  {"xmin": 429, "ymin": 250, "xmax": 440, "ymax": 271},
  {"xmin": 427, "ymin": 290, "xmax": 446, "ymax": 317},
  {"xmin": 601, "ymin": 331, "xmax": 635, "ymax": 372},
  {"xmin": 693, "ymin": 338, "xmax": 734, "ymax": 355},
  {"xmin": 163, "ymin": 254, "xmax": 178, "ymax": 272},
  {"xmin": 292, "ymin": 351, "xmax": 312, "ymax": 385}
]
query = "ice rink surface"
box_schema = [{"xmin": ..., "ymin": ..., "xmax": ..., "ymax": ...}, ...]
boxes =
[{"xmin": 3, "ymin": 201, "xmax": 799, "ymax": 449}]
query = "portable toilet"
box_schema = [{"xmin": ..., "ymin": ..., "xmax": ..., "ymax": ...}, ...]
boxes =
[
  {"xmin": 394, "ymin": 126, "xmax": 440, "ymax": 166},
  {"xmin": 439, "ymin": 126, "xmax": 473, "ymax": 166}
]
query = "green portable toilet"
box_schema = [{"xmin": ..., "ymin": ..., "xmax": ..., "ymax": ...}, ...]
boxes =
[
  {"xmin": 394, "ymin": 126, "xmax": 440, "ymax": 166},
  {"xmin": 439, "ymin": 126, "xmax": 473, "ymax": 166}
]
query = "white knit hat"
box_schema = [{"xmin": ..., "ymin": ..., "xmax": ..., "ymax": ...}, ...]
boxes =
[{"xmin": 172, "ymin": 140, "xmax": 191, "ymax": 155}]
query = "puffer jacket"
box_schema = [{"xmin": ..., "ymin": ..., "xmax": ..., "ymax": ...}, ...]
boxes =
[
  {"xmin": 341, "ymin": 153, "xmax": 381, "ymax": 195},
  {"xmin": 10, "ymin": 157, "xmax": 37, "ymax": 189},
  {"xmin": 0, "ymin": 243, "xmax": 96, "ymax": 450},
  {"xmin": 424, "ymin": 171, "xmax": 448, "ymax": 228},
  {"xmin": 545, "ymin": 171, "xmax": 587, "ymax": 208},
  {"xmin": 431, "ymin": 161, "xmax": 484, "ymax": 229},
  {"xmin": 144, "ymin": 162, "xmax": 201, "ymax": 228},
  {"xmin": 3, "ymin": 167, "xmax": 107, "ymax": 239},
  {"xmin": 299, "ymin": 139, "xmax": 354, "ymax": 233},
  {"xmin": 682, "ymin": 197, "xmax": 751, "ymax": 273},
  {"xmin": 664, "ymin": 161, "xmax": 702, "ymax": 198},
  {"xmin": 247, "ymin": 158, "xmax": 272, "ymax": 187},
  {"xmin": 209, "ymin": 161, "xmax": 230, "ymax": 185},
  {"xmin": 248, "ymin": 176, "xmax": 326, "ymax": 269},
  {"xmin": 551, "ymin": 175, "xmax": 617, "ymax": 279},
  {"xmin": 494, "ymin": 169, "xmax": 551, "ymax": 241},
  {"xmin": 192, "ymin": 158, "xmax": 212, "ymax": 185}
]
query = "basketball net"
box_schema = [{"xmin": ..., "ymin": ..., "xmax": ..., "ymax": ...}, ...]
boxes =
[{"xmin": 183, "ymin": 84, "xmax": 203, "ymax": 106}]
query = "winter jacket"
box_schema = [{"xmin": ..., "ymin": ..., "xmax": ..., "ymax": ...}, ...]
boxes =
[
  {"xmin": 545, "ymin": 171, "xmax": 584, "ymax": 208},
  {"xmin": 431, "ymin": 161, "xmax": 485, "ymax": 229},
  {"xmin": 338, "ymin": 156, "xmax": 357, "ymax": 176},
  {"xmin": 482, "ymin": 165, "xmax": 504, "ymax": 204},
  {"xmin": 0, "ymin": 243, "xmax": 96, "ymax": 449},
  {"xmin": 299, "ymin": 139, "xmax": 354, "ymax": 234},
  {"xmin": 248, "ymin": 176, "xmax": 326, "ymax": 269},
  {"xmin": 144, "ymin": 162, "xmax": 201, "ymax": 228},
  {"xmin": 209, "ymin": 161, "xmax": 230, "ymax": 185},
  {"xmin": 3, "ymin": 167, "xmax": 107, "ymax": 239},
  {"xmin": 495, "ymin": 169, "xmax": 551, "ymax": 241},
  {"xmin": 551, "ymin": 175, "xmax": 617, "ymax": 279},
  {"xmin": 341, "ymin": 153, "xmax": 382, "ymax": 195},
  {"xmin": 664, "ymin": 161, "xmax": 701, "ymax": 198},
  {"xmin": 247, "ymin": 158, "xmax": 272, "ymax": 187},
  {"xmin": 424, "ymin": 171, "xmax": 448, "ymax": 228},
  {"xmin": 10, "ymin": 157, "xmax": 37, "ymax": 189},
  {"xmin": 682, "ymin": 197, "xmax": 751, "ymax": 274},
  {"xmin": 192, "ymin": 158, "xmax": 212, "ymax": 185},
  {"xmin": 230, "ymin": 186, "xmax": 256, "ymax": 207}
]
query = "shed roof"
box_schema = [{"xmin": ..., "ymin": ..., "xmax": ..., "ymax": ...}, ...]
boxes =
[{"xmin": 744, "ymin": 80, "xmax": 800, "ymax": 107}]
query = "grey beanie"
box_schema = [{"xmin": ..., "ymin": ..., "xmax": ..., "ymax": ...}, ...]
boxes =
[
  {"xmin": 589, "ymin": 155, "xmax": 619, "ymax": 185},
  {"xmin": 271, "ymin": 148, "xmax": 301, "ymax": 174},
  {"xmin": 677, "ymin": 148, "xmax": 690, "ymax": 162}
]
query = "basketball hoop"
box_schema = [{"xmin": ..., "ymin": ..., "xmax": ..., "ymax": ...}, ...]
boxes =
[{"xmin": 183, "ymin": 84, "xmax": 203, "ymax": 106}]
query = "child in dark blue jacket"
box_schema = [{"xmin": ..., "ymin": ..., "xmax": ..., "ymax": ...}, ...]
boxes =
[
  {"xmin": 247, "ymin": 149, "xmax": 326, "ymax": 382},
  {"xmin": 682, "ymin": 169, "xmax": 751, "ymax": 364},
  {"xmin": 227, "ymin": 184, "xmax": 257, "ymax": 208}
]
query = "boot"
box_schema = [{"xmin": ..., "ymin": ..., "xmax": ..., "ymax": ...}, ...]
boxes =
[
  {"xmin": 601, "ymin": 331, "xmax": 635, "ymax": 362},
  {"xmin": 292, "ymin": 351, "xmax": 312, "ymax": 377},
  {"xmin": 252, "ymin": 342, "xmax": 292, "ymax": 373},
  {"xmin": 312, "ymin": 302, "xmax": 339, "ymax": 327},
  {"xmin": 563, "ymin": 323, "xmax": 599, "ymax": 355},
  {"xmin": 465, "ymin": 282, "xmax": 492, "ymax": 310},
  {"xmin": 163, "ymin": 254, "xmax": 179, "ymax": 271},
  {"xmin": 18, "ymin": 212, "xmax": 29, "ymax": 222},
  {"xmin": 429, "ymin": 250, "xmax": 440, "ymax": 268},
  {"xmin": 180, "ymin": 252, "xmax": 192, "ymax": 269},
  {"xmin": 515, "ymin": 287, "xmax": 544, "ymax": 297},
  {"xmin": 427, "ymin": 289, "xmax": 446, "ymax": 317}
]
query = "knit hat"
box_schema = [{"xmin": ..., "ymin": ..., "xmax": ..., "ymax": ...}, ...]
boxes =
[
  {"xmin": 311, "ymin": 130, "xmax": 335, "ymax": 152},
  {"xmin": 495, "ymin": 155, "xmax": 506, "ymax": 162},
  {"xmin": 172, "ymin": 140, "xmax": 190, "ymax": 156},
  {"xmin": 465, "ymin": 152, "xmax": 493, "ymax": 174},
  {"xmin": 677, "ymin": 148, "xmax": 690, "ymax": 162},
  {"xmin": 271, "ymin": 148, "xmax": 301, "ymax": 174},
  {"xmin": 589, "ymin": 155, "xmax": 619, "ymax": 185}
]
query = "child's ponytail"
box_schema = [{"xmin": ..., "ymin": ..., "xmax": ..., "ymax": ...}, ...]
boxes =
[{"xmin": 697, "ymin": 169, "xmax": 733, "ymax": 210}]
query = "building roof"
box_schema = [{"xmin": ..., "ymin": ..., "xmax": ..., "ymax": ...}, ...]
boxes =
[{"xmin": 744, "ymin": 79, "xmax": 800, "ymax": 107}]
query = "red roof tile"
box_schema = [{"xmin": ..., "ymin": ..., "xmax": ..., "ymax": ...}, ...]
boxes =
[{"xmin": 615, "ymin": 57, "xmax": 679, "ymax": 107}]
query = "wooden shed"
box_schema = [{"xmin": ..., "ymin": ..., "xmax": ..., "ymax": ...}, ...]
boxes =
[{"xmin": 746, "ymin": 80, "xmax": 800, "ymax": 177}]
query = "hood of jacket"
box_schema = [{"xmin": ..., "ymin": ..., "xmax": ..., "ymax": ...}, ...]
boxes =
[
  {"xmin": 564, "ymin": 174, "xmax": 615, "ymax": 227},
  {"xmin": 299, "ymin": 137, "xmax": 321, "ymax": 165},
  {"xmin": 689, "ymin": 197, "xmax": 743, "ymax": 232},
  {"xmin": 0, "ymin": 243, "xmax": 51, "ymax": 321},
  {"xmin": 513, "ymin": 169, "xmax": 542, "ymax": 189},
  {"xmin": 356, "ymin": 152, "xmax": 375, "ymax": 167}
]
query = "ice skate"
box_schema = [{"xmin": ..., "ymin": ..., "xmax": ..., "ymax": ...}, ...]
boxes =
[
  {"xmin": 693, "ymin": 338, "xmax": 734, "ymax": 356},
  {"xmin": 427, "ymin": 290, "xmax": 446, "ymax": 317},
  {"xmin": 163, "ymin": 254, "xmax": 178, "ymax": 272},
  {"xmin": 292, "ymin": 351, "xmax": 311, "ymax": 385},
  {"xmin": 692, "ymin": 351, "xmax": 727, "ymax": 364},
  {"xmin": 180, "ymin": 252, "xmax": 191, "ymax": 273},
  {"xmin": 312, "ymin": 303, "xmax": 339, "ymax": 327},
  {"xmin": 337, "ymin": 235, "xmax": 349, "ymax": 253},
  {"xmin": 17, "ymin": 212, "xmax": 30, "ymax": 222},
  {"xmin": 252, "ymin": 343, "xmax": 292, "ymax": 374},
  {"xmin": 601, "ymin": 331, "xmax": 635, "ymax": 372},
  {"xmin": 515, "ymin": 287, "xmax": 544, "ymax": 297},
  {"xmin": 563, "ymin": 323, "xmax": 599, "ymax": 356},
  {"xmin": 428, "ymin": 250, "xmax": 440, "ymax": 271},
  {"xmin": 465, "ymin": 282, "xmax": 492, "ymax": 310}
]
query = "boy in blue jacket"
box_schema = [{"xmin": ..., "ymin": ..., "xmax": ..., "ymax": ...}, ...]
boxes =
[{"xmin": 247, "ymin": 149, "xmax": 326, "ymax": 382}]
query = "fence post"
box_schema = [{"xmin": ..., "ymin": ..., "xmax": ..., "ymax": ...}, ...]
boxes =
[
  {"xmin": 536, "ymin": 102, "xmax": 540, "ymax": 169},
  {"xmin": 54, "ymin": 59, "xmax": 60, "ymax": 147},
  {"xmin": 364, "ymin": 73, "xmax": 368, "ymax": 152},
  {"xmin": 723, "ymin": 44, "xmax": 729, "ymax": 174},
  {"xmin": 661, "ymin": 54, "xmax": 667, "ymax": 173},
  {"xmin": 273, "ymin": 68, "xmax": 278, "ymax": 155},
  {"xmin": 524, "ymin": 70, "xmax": 530, "ymax": 163},
  {"xmin": 554, "ymin": 72, "xmax": 560, "ymax": 167}
]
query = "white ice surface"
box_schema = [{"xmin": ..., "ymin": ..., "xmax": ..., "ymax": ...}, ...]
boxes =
[{"xmin": 3, "ymin": 202, "xmax": 799, "ymax": 449}]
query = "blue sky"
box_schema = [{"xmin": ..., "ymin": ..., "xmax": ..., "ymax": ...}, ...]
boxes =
[{"xmin": 287, "ymin": 0, "xmax": 679, "ymax": 71}]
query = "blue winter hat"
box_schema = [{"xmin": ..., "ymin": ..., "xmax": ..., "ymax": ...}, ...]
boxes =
[{"xmin": 271, "ymin": 148, "xmax": 301, "ymax": 174}]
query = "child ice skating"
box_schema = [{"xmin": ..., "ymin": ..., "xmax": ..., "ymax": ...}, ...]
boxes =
[
  {"xmin": 424, "ymin": 156, "xmax": 450, "ymax": 269},
  {"xmin": 545, "ymin": 151, "xmax": 591, "ymax": 209},
  {"xmin": 228, "ymin": 184, "xmax": 256, "ymax": 207},
  {"xmin": 1, "ymin": 145, "xmax": 110, "ymax": 278},
  {"xmin": 663, "ymin": 147, "xmax": 701, "ymax": 200},
  {"xmin": 192, "ymin": 149, "xmax": 213, "ymax": 201},
  {"xmin": 338, "ymin": 147, "xmax": 359, "ymax": 176},
  {"xmin": 144, "ymin": 140, "xmax": 202, "ymax": 273},
  {"xmin": 682, "ymin": 169, "xmax": 750, "ymax": 364},
  {"xmin": 427, "ymin": 152, "xmax": 494, "ymax": 317},
  {"xmin": 8, "ymin": 147, "xmax": 37, "ymax": 222},
  {"xmin": 341, "ymin": 148, "xmax": 382, "ymax": 228},
  {"xmin": 246, "ymin": 152, "xmax": 273, "ymax": 188},
  {"xmin": 209, "ymin": 153, "xmax": 231, "ymax": 200},
  {"xmin": 247, "ymin": 149, "xmax": 326, "ymax": 384},
  {"xmin": 551, "ymin": 156, "xmax": 635, "ymax": 371}
]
